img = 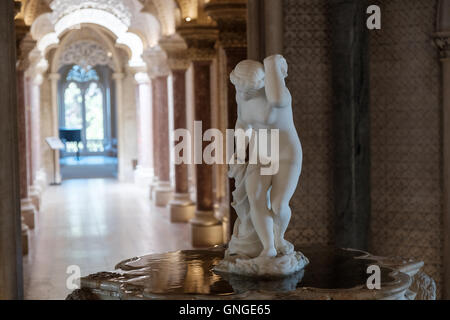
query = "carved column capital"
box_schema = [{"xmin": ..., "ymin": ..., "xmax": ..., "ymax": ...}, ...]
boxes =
[
  {"xmin": 434, "ymin": 32, "xmax": 450, "ymax": 59},
  {"xmin": 177, "ymin": 22, "xmax": 219, "ymax": 61},
  {"xmin": 14, "ymin": 0, "xmax": 22, "ymax": 16},
  {"xmin": 204, "ymin": 0, "xmax": 247, "ymax": 49},
  {"xmin": 159, "ymin": 35, "xmax": 191, "ymax": 71},
  {"xmin": 48, "ymin": 73, "xmax": 61, "ymax": 81},
  {"xmin": 112, "ymin": 72, "xmax": 125, "ymax": 81},
  {"xmin": 27, "ymin": 49, "xmax": 48, "ymax": 86},
  {"xmin": 134, "ymin": 72, "xmax": 150, "ymax": 85},
  {"xmin": 143, "ymin": 48, "xmax": 170, "ymax": 77},
  {"xmin": 17, "ymin": 33, "xmax": 36, "ymax": 71}
]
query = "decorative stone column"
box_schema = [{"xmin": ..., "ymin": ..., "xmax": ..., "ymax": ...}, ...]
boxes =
[
  {"xmin": 149, "ymin": 73, "xmax": 160, "ymax": 199},
  {"xmin": 17, "ymin": 68, "xmax": 37, "ymax": 230},
  {"xmin": 134, "ymin": 72, "xmax": 154, "ymax": 190},
  {"xmin": 161, "ymin": 37, "xmax": 196, "ymax": 222},
  {"xmin": 178, "ymin": 22, "xmax": 223, "ymax": 246},
  {"xmin": 112, "ymin": 72, "xmax": 125, "ymax": 181},
  {"xmin": 28, "ymin": 74, "xmax": 43, "ymax": 212},
  {"xmin": 49, "ymin": 72, "xmax": 62, "ymax": 184},
  {"xmin": 144, "ymin": 49, "xmax": 171, "ymax": 202},
  {"xmin": 434, "ymin": 27, "xmax": 450, "ymax": 300},
  {"xmin": 0, "ymin": 0, "xmax": 24, "ymax": 299},
  {"xmin": 329, "ymin": 0, "xmax": 370, "ymax": 250},
  {"xmin": 205, "ymin": 0, "xmax": 247, "ymax": 236},
  {"xmin": 152, "ymin": 75, "xmax": 174, "ymax": 207},
  {"xmin": 245, "ymin": 0, "xmax": 283, "ymax": 60}
]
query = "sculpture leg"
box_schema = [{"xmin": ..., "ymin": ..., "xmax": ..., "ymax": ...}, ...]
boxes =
[
  {"xmin": 245, "ymin": 170, "xmax": 276, "ymax": 257},
  {"xmin": 271, "ymin": 163, "xmax": 301, "ymax": 254}
]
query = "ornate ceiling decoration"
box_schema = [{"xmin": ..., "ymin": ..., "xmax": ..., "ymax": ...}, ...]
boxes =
[
  {"xmin": 50, "ymin": 0, "xmax": 133, "ymax": 27},
  {"xmin": 176, "ymin": 0, "xmax": 198, "ymax": 20},
  {"xmin": 23, "ymin": 0, "xmax": 52, "ymax": 25},
  {"xmin": 139, "ymin": 0, "xmax": 176, "ymax": 36},
  {"xmin": 59, "ymin": 40, "xmax": 115, "ymax": 71}
]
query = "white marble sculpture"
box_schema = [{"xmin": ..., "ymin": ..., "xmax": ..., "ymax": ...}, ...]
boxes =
[{"xmin": 215, "ymin": 54, "xmax": 309, "ymax": 277}]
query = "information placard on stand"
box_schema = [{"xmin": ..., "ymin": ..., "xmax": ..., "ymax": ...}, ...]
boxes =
[{"xmin": 45, "ymin": 137, "xmax": 64, "ymax": 185}]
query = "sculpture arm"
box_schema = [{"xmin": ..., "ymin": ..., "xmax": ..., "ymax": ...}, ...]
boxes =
[{"xmin": 264, "ymin": 54, "xmax": 291, "ymax": 108}]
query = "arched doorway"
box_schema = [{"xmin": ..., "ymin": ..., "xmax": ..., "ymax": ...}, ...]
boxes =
[{"xmin": 58, "ymin": 59, "xmax": 118, "ymax": 179}]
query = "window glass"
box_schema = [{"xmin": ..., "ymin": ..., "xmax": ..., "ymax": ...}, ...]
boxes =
[
  {"xmin": 64, "ymin": 82, "xmax": 83, "ymax": 129},
  {"xmin": 85, "ymin": 82, "xmax": 105, "ymax": 152}
]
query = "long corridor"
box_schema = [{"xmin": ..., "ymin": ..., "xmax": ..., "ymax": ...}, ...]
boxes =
[{"xmin": 23, "ymin": 179, "xmax": 192, "ymax": 299}]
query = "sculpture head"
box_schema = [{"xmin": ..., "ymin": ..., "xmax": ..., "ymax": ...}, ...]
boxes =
[{"xmin": 230, "ymin": 60, "xmax": 265, "ymax": 99}]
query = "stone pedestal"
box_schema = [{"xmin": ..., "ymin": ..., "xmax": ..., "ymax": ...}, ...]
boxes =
[
  {"xmin": 20, "ymin": 198, "xmax": 36, "ymax": 229},
  {"xmin": 29, "ymin": 186, "xmax": 41, "ymax": 212},
  {"xmin": 67, "ymin": 247, "xmax": 436, "ymax": 300},
  {"xmin": 153, "ymin": 181, "xmax": 174, "ymax": 208},
  {"xmin": 190, "ymin": 216, "xmax": 224, "ymax": 247},
  {"xmin": 170, "ymin": 193, "xmax": 195, "ymax": 223},
  {"xmin": 21, "ymin": 219, "xmax": 29, "ymax": 256},
  {"xmin": 149, "ymin": 176, "xmax": 158, "ymax": 200}
]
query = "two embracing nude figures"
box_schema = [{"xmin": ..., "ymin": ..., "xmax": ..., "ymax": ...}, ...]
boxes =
[{"xmin": 226, "ymin": 54, "xmax": 302, "ymax": 260}]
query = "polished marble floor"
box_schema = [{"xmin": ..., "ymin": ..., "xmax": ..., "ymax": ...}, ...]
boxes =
[
  {"xmin": 23, "ymin": 179, "xmax": 192, "ymax": 300},
  {"xmin": 60, "ymin": 156, "xmax": 118, "ymax": 179}
]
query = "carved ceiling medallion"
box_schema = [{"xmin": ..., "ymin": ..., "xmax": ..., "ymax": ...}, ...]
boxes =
[{"xmin": 59, "ymin": 40, "xmax": 115, "ymax": 71}]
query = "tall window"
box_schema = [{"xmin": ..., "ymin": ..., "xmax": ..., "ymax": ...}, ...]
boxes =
[{"xmin": 60, "ymin": 65, "xmax": 111, "ymax": 154}]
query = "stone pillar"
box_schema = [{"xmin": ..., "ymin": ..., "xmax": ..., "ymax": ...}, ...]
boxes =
[
  {"xmin": 25, "ymin": 76, "xmax": 33, "ymax": 189},
  {"xmin": 434, "ymin": 17, "xmax": 450, "ymax": 298},
  {"xmin": 134, "ymin": 72, "xmax": 154, "ymax": 190},
  {"xmin": 0, "ymin": 0, "xmax": 24, "ymax": 299},
  {"xmin": 178, "ymin": 22, "xmax": 223, "ymax": 246},
  {"xmin": 28, "ymin": 75, "xmax": 43, "ymax": 212},
  {"xmin": 169, "ymin": 68, "xmax": 195, "ymax": 221},
  {"xmin": 205, "ymin": 0, "xmax": 247, "ymax": 237},
  {"xmin": 329, "ymin": 0, "xmax": 370, "ymax": 250},
  {"xmin": 112, "ymin": 72, "xmax": 125, "ymax": 181},
  {"xmin": 149, "ymin": 74, "xmax": 160, "ymax": 199},
  {"xmin": 160, "ymin": 37, "xmax": 196, "ymax": 222},
  {"xmin": 17, "ymin": 68, "xmax": 36, "ymax": 229},
  {"xmin": 263, "ymin": 0, "xmax": 283, "ymax": 56},
  {"xmin": 152, "ymin": 75, "xmax": 174, "ymax": 207},
  {"xmin": 246, "ymin": 0, "xmax": 282, "ymax": 60},
  {"xmin": 49, "ymin": 73, "xmax": 62, "ymax": 184},
  {"xmin": 246, "ymin": 0, "xmax": 263, "ymax": 61}
]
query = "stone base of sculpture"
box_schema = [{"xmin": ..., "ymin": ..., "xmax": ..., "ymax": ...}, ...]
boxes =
[
  {"xmin": 214, "ymin": 251, "xmax": 309, "ymax": 278},
  {"xmin": 21, "ymin": 218, "xmax": 29, "ymax": 256},
  {"xmin": 149, "ymin": 177, "xmax": 158, "ymax": 200},
  {"xmin": 191, "ymin": 214, "xmax": 223, "ymax": 247},
  {"xmin": 21, "ymin": 198, "xmax": 36, "ymax": 229},
  {"xmin": 29, "ymin": 186, "xmax": 41, "ymax": 212},
  {"xmin": 153, "ymin": 181, "xmax": 173, "ymax": 207},
  {"xmin": 170, "ymin": 193, "xmax": 195, "ymax": 222}
]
